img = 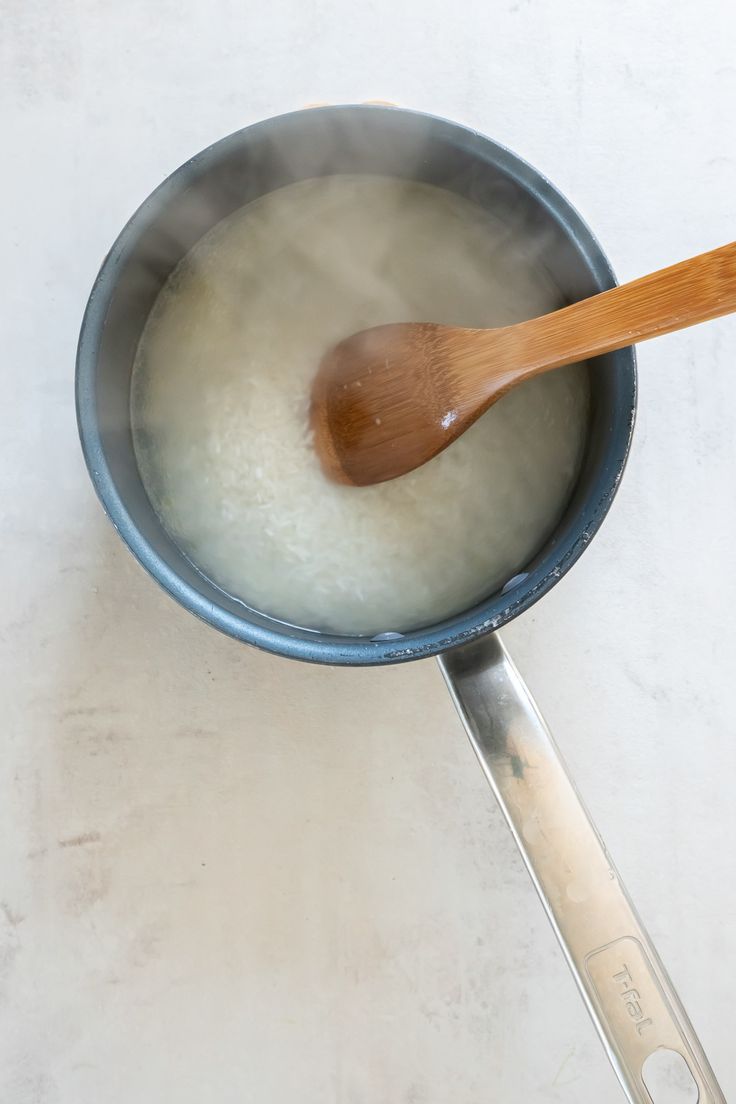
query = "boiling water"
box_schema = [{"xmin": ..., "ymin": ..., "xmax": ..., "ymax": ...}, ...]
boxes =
[{"xmin": 132, "ymin": 176, "xmax": 589, "ymax": 635}]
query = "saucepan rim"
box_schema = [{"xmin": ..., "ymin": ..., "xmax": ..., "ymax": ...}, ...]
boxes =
[{"xmin": 76, "ymin": 104, "xmax": 636, "ymax": 666}]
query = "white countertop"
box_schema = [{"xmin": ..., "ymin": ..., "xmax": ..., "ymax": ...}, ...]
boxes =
[{"xmin": 3, "ymin": 1, "xmax": 736, "ymax": 1101}]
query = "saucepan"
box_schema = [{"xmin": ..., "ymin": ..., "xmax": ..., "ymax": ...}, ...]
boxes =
[{"xmin": 75, "ymin": 105, "xmax": 723, "ymax": 1102}]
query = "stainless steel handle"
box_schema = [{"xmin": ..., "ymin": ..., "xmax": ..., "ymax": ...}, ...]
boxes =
[{"xmin": 439, "ymin": 634, "xmax": 724, "ymax": 1104}]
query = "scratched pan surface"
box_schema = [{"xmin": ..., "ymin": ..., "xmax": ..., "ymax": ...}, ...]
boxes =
[{"xmin": 76, "ymin": 105, "xmax": 636, "ymax": 662}]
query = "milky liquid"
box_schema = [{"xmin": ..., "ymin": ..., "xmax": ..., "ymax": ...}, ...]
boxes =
[{"xmin": 132, "ymin": 176, "xmax": 589, "ymax": 635}]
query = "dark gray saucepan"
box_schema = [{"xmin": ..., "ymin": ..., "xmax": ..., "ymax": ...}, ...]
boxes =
[
  {"xmin": 76, "ymin": 104, "xmax": 634, "ymax": 666},
  {"xmin": 76, "ymin": 107, "xmax": 724, "ymax": 1103}
]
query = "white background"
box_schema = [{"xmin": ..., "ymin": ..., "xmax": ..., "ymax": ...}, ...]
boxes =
[{"xmin": 2, "ymin": 1, "xmax": 735, "ymax": 1101}]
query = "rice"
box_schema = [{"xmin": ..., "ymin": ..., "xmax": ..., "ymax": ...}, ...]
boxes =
[{"xmin": 131, "ymin": 175, "xmax": 589, "ymax": 635}]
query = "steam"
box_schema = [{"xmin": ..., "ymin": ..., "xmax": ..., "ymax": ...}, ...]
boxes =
[
  {"xmin": 129, "ymin": 158, "xmax": 589, "ymax": 636},
  {"xmin": 128, "ymin": 107, "xmax": 570, "ymax": 359}
]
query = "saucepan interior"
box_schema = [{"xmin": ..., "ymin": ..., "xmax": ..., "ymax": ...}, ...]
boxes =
[{"xmin": 76, "ymin": 105, "xmax": 636, "ymax": 665}]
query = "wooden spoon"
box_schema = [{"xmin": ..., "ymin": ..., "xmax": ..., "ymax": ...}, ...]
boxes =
[{"xmin": 311, "ymin": 241, "xmax": 736, "ymax": 486}]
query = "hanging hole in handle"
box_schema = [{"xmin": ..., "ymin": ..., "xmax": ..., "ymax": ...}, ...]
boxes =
[{"xmin": 641, "ymin": 1048, "xmax": 699, "ymax": 1103}]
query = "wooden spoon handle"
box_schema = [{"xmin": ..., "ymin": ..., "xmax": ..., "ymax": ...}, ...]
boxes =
[{"xmin": 502, "ymin": 240, "xmax": 736, "ymax": 379}]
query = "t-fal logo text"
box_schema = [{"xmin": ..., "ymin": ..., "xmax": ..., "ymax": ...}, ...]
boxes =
[{"xmin": 612, "ymin": 965, "xmax": 653, "ymax": 1035}]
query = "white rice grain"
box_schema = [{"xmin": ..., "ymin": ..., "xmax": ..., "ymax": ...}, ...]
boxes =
[{"xmin": 132, "ymin": 176, "xmax": 589, "ymax": 635}]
